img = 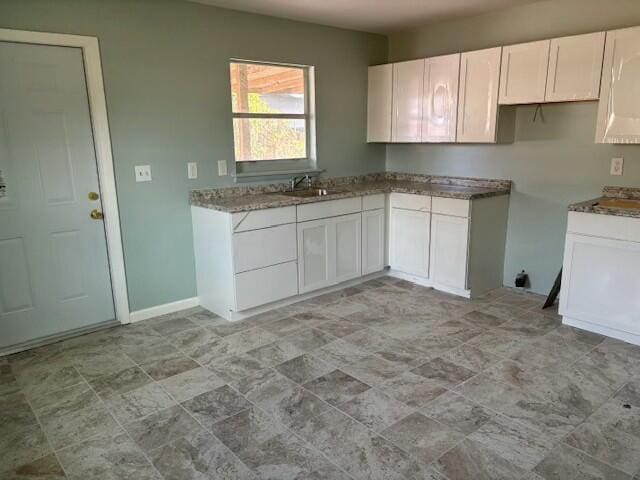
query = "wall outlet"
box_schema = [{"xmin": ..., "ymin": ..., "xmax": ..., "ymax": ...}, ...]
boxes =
[
  {"xmin": 134, "ymin": 165, "xmax": 152, "ymax": 182},
  {"xmin": 218, "ymin": 160, "xmax": 228, "ymax": 177},
  {"xmin": 187, "ymin": 162, "xmax": 198, "ymax": 179},
  {"xmin": 611, "ymin": 157, "xmax": 624, "ymax": 176}
]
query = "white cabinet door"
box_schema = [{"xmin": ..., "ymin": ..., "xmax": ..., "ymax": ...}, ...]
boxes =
[
  {"xmin": 457, "ymin": 47, "xmax": 502, "ymax": 143},
  {"xmin": 298, "ymin": 218, "xmax": 332, "ymax": 293},
  {"xmin": 422, "ymin": 53, "xmax": 460, "ymax": 142},
  {"xmin": 362, "ymin": 209, "xmax": 385, "ymax": 275},
  {"xmin": 334, "ymin": 213, "xmax": 362, "ymax": 284},
  {"xmin": 298, "ymin": 213, "xmax": 362, "ymax": 293},
  {"xmin": 367, "ymin": 64, "xmax": 393, "ymax": 142},
  {"xmin": 596, "ymin": 26, "xmax": 640, "ymax": 143},
  {"xmin": 499, "ymin": 40, "xmax": 550, "ymax": 105},
  {"xmin": 389, "ymin": 208, "xmax": 430, "ymax": 278},
  {"xmin": 546, "ymin": 32, "xmax": 605, "ymax": 102},
  {"xmin": 392, "ymin": 59, "xmax": 425, "ymax": 142},
  {"xmin": 429, "ymin": 214, "xmax": 469, "ymax": 289},
  {"xmin": 560, "ymin": 233, "xmax": 640, "ymax": 335}
]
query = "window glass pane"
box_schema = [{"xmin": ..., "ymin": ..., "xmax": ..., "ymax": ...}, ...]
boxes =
[
  {"xmin": 230, "ymin": 63, "xmax": 305, "ymax": 114},
  {"xmin": 233, "ymin": 118, "xmax": 306, "ymax": 161}
]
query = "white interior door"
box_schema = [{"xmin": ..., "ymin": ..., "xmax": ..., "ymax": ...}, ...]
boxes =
[{"xmin": 0, "ymin": 41, "xmax": 115, "ymax": 349}]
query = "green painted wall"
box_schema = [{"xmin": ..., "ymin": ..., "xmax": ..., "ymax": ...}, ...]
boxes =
[
  {"xmin": 387, "ymin": 0, "xmax": 640, "ymax": 295},
  {"xmin": 0, "ymin": 0, "xmax": 387, "ymax": 311}
]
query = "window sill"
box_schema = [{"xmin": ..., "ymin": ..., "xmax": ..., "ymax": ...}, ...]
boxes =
[{"xmin": 233, "ymin": 168, "xmax": 323, "ymax": 182}]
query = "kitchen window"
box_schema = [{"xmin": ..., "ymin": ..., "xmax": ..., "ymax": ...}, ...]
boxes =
[{"xmin": 230, "ymin": 60, "xmax": 316, "ymax": 168}]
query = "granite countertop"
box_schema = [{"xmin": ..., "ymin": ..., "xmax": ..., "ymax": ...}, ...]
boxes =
[
  {"xmin": 190, "ymin": 172, "xmax": 512, "ymax": 213},
  {"xmin": 569, "ymin": 186, "xmax": 640, "ymax": 219}
]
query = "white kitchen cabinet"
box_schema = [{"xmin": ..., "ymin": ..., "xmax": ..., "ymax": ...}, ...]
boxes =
[
  {"xmin": 457, "ymin": 47, "xmax": 503, "ymax": 143},
  {"xmin": 499, "ymin": 40, "xmax": 550, "ymax": 105},
  {"xmin": 388, "ymin": 193, "xmax": 509, "ymax": 297},
  {"xmin": 422, "ymin": 53, "xmax": 460, "ymax": 142},
  {"xmin": 298, "ymin": 213, "xmax": 362, "ymax": 293},
  {"xmin": 192, "ymin": 205, "xmax": 299, "ymax": 320},
  {"xmin": 334, "ymin": 214, "xmax": 362, "ymax": 284},
  {"xmin": 596, "ymin": 26, "xmax": 640, "ymax": 143},
  {"xmin": 389, "ymin": 207, "xmax": 430, "ymax": 278},
  {"xmin": 367, "ymin": 64, "xmax": 393, "ymax": 142},
  {"xmin": 429, "ymin": 214, "xmax": 469, "ymax": 290},
  {"xmin": 362, "ymin": 208, "xmax": 386, "ymax": 275},
  {"xmin": 392, "ymin": 59, "xmax": 425, "ymax": 142},
  {"xmin": 560, "ymin": 212, "xmax": 640, "ymax": 344},
  {"xmin": 546, "ymin": 32, "xmax": 605, "ymax": 102},
  {"xmin": 298, "ymin": 217, "xmax": 332, "ymax": 293}
]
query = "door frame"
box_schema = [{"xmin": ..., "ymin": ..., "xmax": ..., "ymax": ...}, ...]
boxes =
[{"xmin": 0, "ymin": 28, "xmax": 130, "ymax": 324}]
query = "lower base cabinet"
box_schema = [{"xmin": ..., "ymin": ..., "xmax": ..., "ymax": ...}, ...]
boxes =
[
  {"xmin": 560, "ymin": 212, "xmax": 640, "ymax": 344},
  {"xmin": 429, "ymin": 213, "xmax": 469, "ymax": 290},
  {"xmin": 362, "ymin": 208, "xmax": 386, "ymax": 275},
  {"xmin": 192, "ymin": 191, "xmax": 509, "ymax": 319},
  {"xmin": 388, "ymin": 193, "xmax": 509, "ymax": 297},
  {"xmin": 389, "ymin": 207, "xmax": 431, "ymax": 277},
  {"xmin": 298, "ymin": 213, "xmax": 362, "ymax": 294}
]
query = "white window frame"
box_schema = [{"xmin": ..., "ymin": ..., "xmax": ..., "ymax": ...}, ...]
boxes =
[{"xmin": 230, "ymin": 59, "xmax": 317, "ymax": 179}]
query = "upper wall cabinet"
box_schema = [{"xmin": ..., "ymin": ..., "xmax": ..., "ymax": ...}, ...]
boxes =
[
  {"xmin": 422, "ymin": 53, "xmax": 460, "ymax": 142},
  {"xmin": 499, "ymin": 40, "xmax": 550, "ymax": 105},
  {"xmin": 596, "ymin": 26, "xmax": 640, "ymax": 143},
  {"xmin": 457, "ymin": 47, "xmax": 502, "ymax": 143},
  {"xmin": 546, "ymin": 32, "xmax": 605, "ymax": 102},
  {"xmin": 367, "ymin": 64, "xmax": 393, "ymax": 142},
  {"xmin": 392, "ymin": 59, "xmax": 425, "ymax": 142}
]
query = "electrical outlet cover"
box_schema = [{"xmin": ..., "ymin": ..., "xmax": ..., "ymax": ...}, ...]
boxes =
[
  {"xmin": 610, "ymin": 157, "xmax": 624, "ymax": 176},
  {"xmin": 188, "ymin": 162, "xmax": 198, "ymax": 179},
  {"xmin": 135, "ymin": 165, "xmax": 152, "ymax": 182},
  {"xmin": 218, "ymin": 160, "xmax": 228, "ymax": 177}
]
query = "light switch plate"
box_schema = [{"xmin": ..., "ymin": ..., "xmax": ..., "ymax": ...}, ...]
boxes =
[
  {"xmin": 135, "ymin": 165, "xmax": 152, "ymax": 182},
  {"xmin": 187, "ymin": 162, "xmax": 198, "ymax": 179},
  {"xmin": 218, "ymin": 160, "xmax": 228, "ymax": 177},
  {"xmin": 611, "ymin": 157, "xmax": 624, "ymax": 176}
]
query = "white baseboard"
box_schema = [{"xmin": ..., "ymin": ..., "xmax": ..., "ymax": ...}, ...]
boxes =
[
  {"xmin": 129, "ymin": 297, "xmax": 200, "ymax": 323},
  {"xmin": 563, "ymin": 316, "xmax": 640, "ymax": 347}
]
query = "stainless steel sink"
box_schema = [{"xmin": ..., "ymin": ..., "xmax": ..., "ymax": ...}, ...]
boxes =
[{"xmin": 281, "ymin": 188, "xmax": 344, "ymax": 198}]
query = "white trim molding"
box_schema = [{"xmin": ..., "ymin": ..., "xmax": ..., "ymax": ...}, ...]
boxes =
[
  {"xmin": 130, "ymin": 297, "xmax": 200, "ymax": 323},
  {"xmin": 0, "ymin": 28, "xmax": 131, "ymax": 325}
]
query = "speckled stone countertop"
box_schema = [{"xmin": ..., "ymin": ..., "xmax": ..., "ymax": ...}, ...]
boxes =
[
  {"xmin": 190, "ymin": 172, "xmax": 512, "ymax": 213},
  {"xmin": 569, "ymin": 186, "xmax": 640, "ymax": 218}
]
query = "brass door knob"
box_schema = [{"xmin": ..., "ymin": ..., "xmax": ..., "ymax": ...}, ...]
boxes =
[{"xmin": 90, "ymin": 209, "xmax": 104, "ymax": 220}]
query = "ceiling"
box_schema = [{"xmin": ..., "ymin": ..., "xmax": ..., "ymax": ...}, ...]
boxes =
[{"xmin": 188, "ymin": 0, "xmax": 544, "ymax": 34}]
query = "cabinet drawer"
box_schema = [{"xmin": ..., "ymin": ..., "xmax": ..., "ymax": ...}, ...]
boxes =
[
  {"xmin": 297, "ymin": 197, "xmax": 362, "ymax": 222},
  {"xmin": 432, "ymin": 197, "xmax": 470, "ymax": 217},
  {"xmin": 235, "ymin": 261, "xmax": 298, "ymax": 311},
  {"xmin": 232, "ymin": 206, "xmax": 296, "ymax": 233},
  {"xmin": 390, "ymin": 193, "xmax": 431, "ymax": 211},
  {"xmin": 363, "ymin": 194, "xmax": 385, "ymax": 211},
  {"xmin": 233, "ymin": 223, "xmax": 297, "ymax": 273},
  {"xmin": 567, "ymin": 212, "xmax": 640, "ymax": 243}
]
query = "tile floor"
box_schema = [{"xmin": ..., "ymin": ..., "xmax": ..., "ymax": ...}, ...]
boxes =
[{"xmin": 3, "ymin": 277, "xmax": 640, "ymax": 479}]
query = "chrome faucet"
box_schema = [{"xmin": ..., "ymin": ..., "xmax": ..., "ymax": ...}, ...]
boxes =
[{"xmin": 290, "ymin": 174, "xmax": 311, "ymax": 191}]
